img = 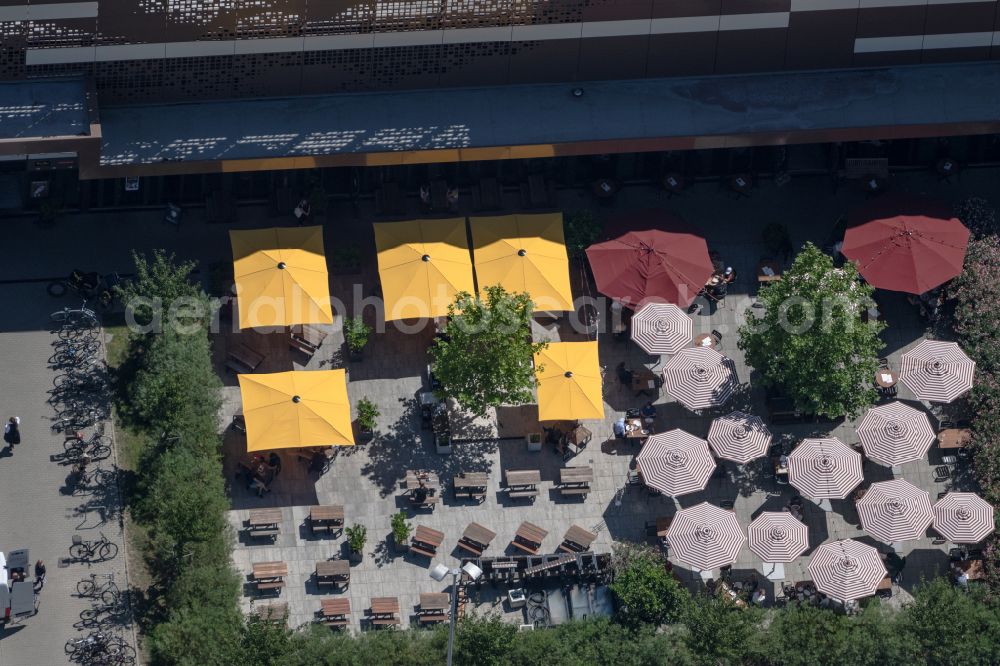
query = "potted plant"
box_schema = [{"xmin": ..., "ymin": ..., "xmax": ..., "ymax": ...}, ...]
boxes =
[
  {"xmin": 344, "ymin": 316, "xmax": 372, "ymax": 361},
  {"xmin": 332, "ymin": 245, "xmax": 362, "ymax": 274},
  {"xmin": 390, "ymin": 511, "xmax": 411, "ymax": 553},
  {"xmin": 357, "ymin": 397, "xmax": 379, "ymax": 442},
  {"xmin": 345, "ymin": 524, "xmax": 367, "ymax": 563},
  {"xmin": 563, "ymin": 210, "xmax": 603, "ymax": 259}
]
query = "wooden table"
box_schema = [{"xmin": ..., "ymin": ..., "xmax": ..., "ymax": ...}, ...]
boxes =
[
  {"xmin": 315, "ymin": 559, "xmax": 350, "ymax": 588},
  {"xmin": 631, "ymin": 368, "xmax": 658, "ymax": 395},
  {"xmin": 320, "ymin": 598, "xmax": 350, "ymax": 627},
  {"xmin": 309, "ymin": 505, "xmax": 344, "ymax": 535},
  {"xmin": 559, "ymin": 466, "xmax": 593, "ymax": 496},
  {"xmin": 693, "ymin": 333, "xmax": 716, "ymax": 349},
  {"xmin": 226, "ymin": 341, "xmax": 265, "ymax": 374},
  {"xmin": 370, "ymin": 597, "xmax": 400, "ymax": 626},
  {"xmin": 248, "ymin": 509, "xmax": 282, "ymax": 540},
  {"xmin": 411, "ymin": 525, "xmax": 445, "ymax": 558},
  {"xmin": 252, "ymin": 561, "xmax": 287, "ymax": 594},
  {"xmin": 939, "ymin": 428, "xmax": 972, "ymax": 450},
  {"xmin": 289, "ymin": 324, "xmax": 328, "ymax": 355},
  {"xmin": 559, "ymin": 524, "xmax": 597, "ymax": 553},
  {"xmin": 418, "ymin": 592, "xmax": 450, "ymax": 618},
  {"xmin": 505, "ymin": 469, "xmax": 540, "ymax": 499},
  {"xmin": 624, "ymin": 418, "xmax": 650, "ymax": 440},
  {"xmin": 875, "ymin": 369, "xmax": 898, "ymax": 388},
  {"xmin": 757, "ymin": 260, "xmax": 782, "ymax": 283},
  {"xmin": 876, "ymin": 575, "xmax": 892, "ymax": 591},
  {"xmin": 458, "ymin": 522, "xmax": 496, "ymax": 555},
  {"xmin": 512, "ymin": 521, "xmax": 548, "ymax": 554},
  {"xmin": 405, "ymin": 470, "xmax": 441, "ymax": 507},
  {"xmin": 453, "ymin": 472, "xmax": 488, "ymax": 500}
]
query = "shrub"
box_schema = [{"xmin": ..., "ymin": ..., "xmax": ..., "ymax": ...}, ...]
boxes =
[
  {"xmin": 356, "ymin": 397, "xmax": 379, "ymax": 433},
  {"xmin": 390, "ymin": 511, "xmax": 411, "ymax": 544},
  {"xmin": 608, "ymin": 543, "xmax": 689, "ymax": 628},
  {"xmin": 346, "ymin": 524, "xmax": 367, "ymax": 553},
  {"xmin": 563, "ymin": 210, "xmax": 603, "ymax": 258},
  {"xmin": 343, "ymin": 316, "xmax": 371, "ymax": 353}
]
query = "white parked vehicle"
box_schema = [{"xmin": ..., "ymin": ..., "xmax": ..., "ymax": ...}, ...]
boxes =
[{"xmin": 0, "ymin": 549, "xmax": 37, "ymax": 626}]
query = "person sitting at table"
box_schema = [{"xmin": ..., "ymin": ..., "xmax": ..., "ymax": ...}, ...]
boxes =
[
  {"xmin": 751, "ymin": 587, "xmax": 766, "ymax": 606},
  {"xmin": 722, "ymin": 267, "xmax": 736, "ymax": 284},
  {"xmin": 412, "ymin": 480, "xmax": 429, "ymax": 505},
  {"xmin": 268, "ymin": 451, "xmax": 282, "ymax": 478},
  {"xmin": 249, "ymin": 476, "xmax": 269, "ymax": 497},
  {"xmin": 640, "ymin": 402, "xmax": 657, "ymax": 425},
  {"xmin": 613, "ymin": 417, "xmax": 627, "ymax": 440}
]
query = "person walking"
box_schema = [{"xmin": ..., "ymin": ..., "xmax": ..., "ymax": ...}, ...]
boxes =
[
  {"xmin": 4, "ymin": 416, "xmax": 20, "ymax": 452},
  {"xmin": 33, "ymin": 560, "xmax": 46, "ymax": 592}
]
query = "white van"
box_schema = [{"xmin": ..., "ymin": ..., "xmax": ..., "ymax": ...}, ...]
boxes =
[{"xmin": 0, "ymin": 549, "xmax": 37, "ymax": 626}]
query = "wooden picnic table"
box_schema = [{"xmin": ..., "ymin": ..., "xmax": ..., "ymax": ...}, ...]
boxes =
[
  {"xmin": 315, "ymin": 559, "xmax": 350, "ymax": 587},
  {"xmin": 252, "ymin": 561, "xmax": 287, "ymax": 593},
  {"xmin": 693, "ymin": 333, "xmax": 717, "ymax": 349},
  {"xmin": 458, "ymin": 522, "xmax": 496, "ymax": 555},
  {"xmin": 411, "ymin": 525, "xmax": 445, "ymax": 557},
  {"xmin": 876, "ymin": 575, "xmax": 892, "ymax": 591},
  {"xmin": 624, "ymin": 418, "xmax": 650, "ymax": 440},
  {"xmin": 559, "ymin": 524, "xmax": 597, "ymax": 553},
  {"xmin": 505, "ymin": 469, "xmax": 541, "ymax": 499},
  {"xmin": 453, "ymin": 472, "xmax": 488, "ymax": 500},
  {"xmin": 320, "ymin": 598, "xmax": 350, "ymax": 627},
  {"xmin": 247, "ymin": 508, "xmax": 282, "ymax": 540},
  {"xmin": 226, "ymin": 341, "xmax": 265, "ymax": 374},
  {"xmin": 370, "ymin": 597, "xmax": 401, "ymax": 626},
  {"xmin": 875, "ymin": 369, "xmax": 898, "ymax": 388},
  {"xmin": 309, "ymin": 505, "xmax": 344, "ymax": 535},
  {"xmin": 405, "ymin": 470, "xmax": 440, "ymax": 490},
  {"xmin": 938, "ymin": 428, "xmax": 972, "ymax": 450},
  {"xmin": 289, "ymin": 324, "xmax": 328, "ymax": 355},
  {"xmin": 560, "ymin": 466, "xmax": 593, "ymax": 496},
  {"xmin": 631, "ymin": 367, "xmax": 658, "ymax": 395},
  {"xmin": 419, "ymin": 592, "xmax": 451, "ymax": 612},
  {"xmin": 512, "ymin": 521, "xmax": 548, "ymax": 554}
]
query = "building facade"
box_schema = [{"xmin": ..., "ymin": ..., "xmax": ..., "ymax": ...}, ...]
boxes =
[{"xmin": 3, "ymin": 0, "xmax": 1000, "ymax": 105}]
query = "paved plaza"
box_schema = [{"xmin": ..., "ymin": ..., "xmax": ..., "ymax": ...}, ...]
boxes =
[{"xmin": 0, "ymin": 165, "xmax": 989, "ymax": 648}]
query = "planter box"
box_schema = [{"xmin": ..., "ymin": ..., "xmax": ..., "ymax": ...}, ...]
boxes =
[
  {"xmin": 435, "ymin": 434, "xmax": 452, "ymax": 455},
  {"xmin": 526, "ymin": 432, "xmax": 542, "ymax": 452}
]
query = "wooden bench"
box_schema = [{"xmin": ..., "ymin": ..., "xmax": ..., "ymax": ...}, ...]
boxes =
[
  {"xmin": 320, "ymin": 598, "xmax": 350, "ymax": 628},
  {"xmin": 252, "ymin": 561, "xmax": 288, "ymax": 595},
  {"xmin": 559, "ymin": 487, "xmax": 590, "ymax": 496},
  {"xmin": 418, "ymin": 592, "xmax": 450, "ymax": 623},
  {"xmin": 558, "ymin": 525, "xmax": 598, "ymax": 553},
  {"xmin": 505, "ymin": 470, "xmax": 541, "ymax": 501},
  {"xmin": 252, "ymin": 602, "xmax": 288, "ymax": 624},
  {"xmin": 458, "ymin": 522, "xmax": 496, "ymax": 556},
  {"xmin": 316, "ymin": 559, "xmax": 350, "ymax": 588},
  {"xmin": 226, "ymin": 342, "xmax": 265, "ymax": 374},
  {"xmin": 247, "ymin": 509, "xmax": 282, "ymax": 541},
  {"xmin": 309, "ymin": 505, "xmax": 345, "ymax": 536},
  {"xmin": 512, "ymin": 521, "xmax": 547, "ymax": 555}
]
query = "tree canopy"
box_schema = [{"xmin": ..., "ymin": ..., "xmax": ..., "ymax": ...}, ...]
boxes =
[
  {"xmin": 430, "ymin": 286, "xmax": 548, "ymax": 416},
  {"xmin": 609, "ymin": 544, "xmax": 690, "ymax": 628},
  {"xmin": 738, "ymin": 242, "xmax": 885, "ymax": 419}
]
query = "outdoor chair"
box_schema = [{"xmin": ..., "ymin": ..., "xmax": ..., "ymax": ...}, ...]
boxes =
[
  {"xmin": 934, "ymin": 466, "xmax": 952, "ymax": 482},
  {"xmin": 711, "ymin": 330, "xmax": 723, "ymax": 344}
]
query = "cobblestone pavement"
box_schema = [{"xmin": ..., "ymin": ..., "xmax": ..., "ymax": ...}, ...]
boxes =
[
  {"xmin": 0, "ymin": 166, "xmax": 989, "ymax": 640},
  {"xmin": 0, "ymin": 284, "xmax": 132, "ymax": 665}
]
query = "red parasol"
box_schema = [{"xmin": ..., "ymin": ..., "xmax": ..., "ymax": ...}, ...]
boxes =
[
  {"xmin": 586, "ymin": 212, "xmax": 713, "ymax": 308},
  {"xmin": 842, "ymin": 195, "xmax": 970, "ymax": 294}
]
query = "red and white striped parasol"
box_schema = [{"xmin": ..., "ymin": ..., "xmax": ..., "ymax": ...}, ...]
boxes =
[
  {"xmin": 788, "ymin": 437, "xmax": 863, "ymax": 500},
  {"xmin": 636, "ymin": 429, "xmax": 716, "ymax": 497},
  {"xmin": 747, "ymin": 512, "xmax": 809, "ymax": 563},
  {"xmin": 808, "ymin": 539, "xmax": 887, "ymax": 601},
  {"xmin": 899, "ymin": 340, "xmax": 975, "ymax": 403},
  {"xmin": 707, "ymin": 411, "xmax": 772, "ymax": 464},
  {"xmin": 630, "ymin": 303, "xmax": 693, "ymax": 355},
  {"xmin": 666, "ymin": 502, "xmax": 744, "ymax": 571},
  {"xmin": 856, "ymin": 479, "xmax": 934, "ymax": 543},
  {"xmin": 933, "ymin": 492, "xmax": 995, "ymax": 544},
  {"xmin": 661, "ymin": 347, "xmax": 738, "ymax": 411},
  {"xmin": 856, "ymin": 401, "xmax": 935, "ymax": 467}
]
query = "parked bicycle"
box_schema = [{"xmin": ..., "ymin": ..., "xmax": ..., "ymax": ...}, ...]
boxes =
[
  {"xmin": 65, "ymin": 424, "xmax": 112, "ymax": 461},
  {"xmin": 77, "ymin": 573, "xmax": 121, "ymax": 605},
  {"xmin": 49, "ymin": 342, "xmax": 102, "ymax": 369},
  {"xmin": 52, "ymin": 411, "xmax": 101, "ymax": 434},
  {"xmin": 69, "ymin": 532, "xmax": 118, "ymax": 562},
  {"xmin": 65, "ymin": 630, "xmax": 134, "ymax": 664}
]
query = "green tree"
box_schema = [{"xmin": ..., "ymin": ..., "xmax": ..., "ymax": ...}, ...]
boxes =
[
  {"xmin": 116, "ymin": 249, "xmax": 212, "ymax": 330},
  {"xmin": 681, "ymin": 595, "xmax": 762, "ymax": 666},
  {"xmin": 738, "ymin": 242, "xmax": 885, "ymax": 419},
  {"xmin": 454, "ymin": 614, "xmax": 517, "ymax": 666},
  {"xmin": 430, "ymin": 286, "xmax": 548, "ymax": 416},
  {"xmin": 127, "ymin": 327, "xmax": 222, "ymax": 431},
  {"xmin": 898, "ymin": 578, "xmax": 1000, "ymax": 665},
  {"xmin": 609, "ymin": 543, "xmax": 690, "ymax": 628}
]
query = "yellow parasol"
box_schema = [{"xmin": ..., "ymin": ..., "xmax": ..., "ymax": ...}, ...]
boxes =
[
  {"xmin": 238, "ymin": 370, "xmax": 354, "ymax": 451},
  {"xmin": 534, "ymin": 341, "xmax": 605, "ymax": 421},
  {"xmin": 373, "ymin": 218, "xmax": 475, "ymax": 321},
  {"xmin": 230, "ymin": 226, "xmax": 333, "ymax": 329},
  {"xmin": 470, "ymin": 213, "xmax": 573, "ymax": 312}
]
